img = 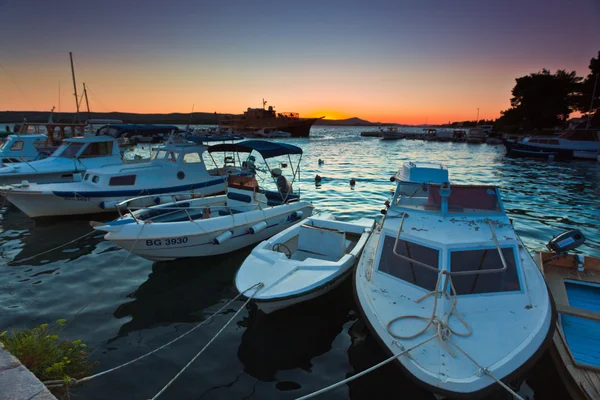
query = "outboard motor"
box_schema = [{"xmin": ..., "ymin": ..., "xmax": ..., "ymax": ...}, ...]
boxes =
[{"xmin": 546, "ymin": 229, "xmax": 586, "ymax": 254}]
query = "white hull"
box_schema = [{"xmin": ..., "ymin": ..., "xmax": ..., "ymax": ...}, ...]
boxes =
[
  {"xmin": 103, "ymin": 202, "xmax": 314, "ymax": 261},
  {"xmin": 0, "ymin": 171, "xmax": 81, "ymax": 185},
  {"xmin": 2, "ymin": 183, "xmax": 225, "ymax": 218},
  {"xmin": 236, "ymin": 214, "xmax": 374, "ymax": 314}
]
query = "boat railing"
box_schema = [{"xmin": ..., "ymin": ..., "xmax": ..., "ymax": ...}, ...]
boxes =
[
  {"xmin": 119, "ymin": 200, "xmax": 262, "ymax": 223},
  {"xmin": 392, "ymin": 213, "xmax": 508, "ymax": 276}
]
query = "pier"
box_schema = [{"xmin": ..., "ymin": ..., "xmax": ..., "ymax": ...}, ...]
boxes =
[{"xmin": 0, "ymin": 342, "xmax": 56, "ymax": 400}]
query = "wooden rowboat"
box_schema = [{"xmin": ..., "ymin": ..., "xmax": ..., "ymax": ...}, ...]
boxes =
[{"xmin": 539, "ymin": 252, "xmax": 600, "ymax": 400}]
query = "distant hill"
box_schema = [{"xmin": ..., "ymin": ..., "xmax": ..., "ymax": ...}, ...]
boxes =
[
  {"xmin": 0, "ymin": 111, "xmax": 389, "ymax": 127},
  {"xmin": 315, "ymin": 117, "xmax": 378, "ymax": 126}
]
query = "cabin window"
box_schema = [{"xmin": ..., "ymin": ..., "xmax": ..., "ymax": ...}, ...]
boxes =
[
  {"xmin": 92, "ymin": 176, "xmax": 100, "ymax": 183},
  {"xmin": 151, "ymin": 150, "xmax": 179, "ymax": 163},
  {"xmin": 84, "ymin": 174, "xmax": 89, "ymax": 180},
  {"xmin": 182, "ymin": 152, "xmax": 202, "ymax": 163},
  {"xmin": 449, "ymin": 247, "xmax": 520, "ymax": 295},
  {"xmin": 378, "ymin": 236, "xmax": 439, "ymax": 291},
  {"xmin": 10, "ymin": 141, "xmax": 24, "ymax": 151},
  {"xmin": 61, "ymin": 143, "xmax": 85, "ymax": 157},
  {"xmin": 80, "ymin": 142, "xmax": 113, "ymax": 157},
  {"xmin": 548, "ymin": 139, "xmax": 559, "ymax": 145},
  {"xmin": 109, "ymin": 175, "xmax": 136, "ymax": 186}
]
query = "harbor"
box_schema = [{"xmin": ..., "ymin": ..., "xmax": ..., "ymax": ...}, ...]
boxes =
[{"xmin": 0, "ymin": 126, "xmax": 598, "ymax": 399}]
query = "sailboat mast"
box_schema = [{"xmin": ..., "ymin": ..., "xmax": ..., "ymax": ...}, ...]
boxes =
[
  {"xmin": 69, "ymin": 52, "xmax": 80, "ymax": 123},
  {"xmin": 83, "ymin": 82, "xmax": 91, "ymax": 121}
]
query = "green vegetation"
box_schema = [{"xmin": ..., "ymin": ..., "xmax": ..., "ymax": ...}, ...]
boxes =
[
  {"xmin": 496, "ymin": 50, "xmax": 600, "ymax": 132},
  {"xmin": 0, "ymin": 320, "xmax": 96, "ymax": 394}
]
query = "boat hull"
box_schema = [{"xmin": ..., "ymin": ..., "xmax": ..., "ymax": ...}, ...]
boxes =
[
  {"xmin": 1, "ymin": 181, "xmax": 226, "ymax": 218},
  {"xmin": 220, "ymin": 118, "xmax": 319, "ymax": 138},
  {"xmin": 105, "ymin": 203, "xmax": 314, "ymax": 261},
  {"xmin": 503, "ymin": 140, "xmax": 597, "ymax": 160}
]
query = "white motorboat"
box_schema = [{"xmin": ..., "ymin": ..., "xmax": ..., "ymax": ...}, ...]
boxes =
[
  {"xmin": 466, "ymin": 127, "xmax": 487, "ymax": 143},
  {"xmin": 93, "ymin": 141, "xmax": 314, "ymax": 261},
  {"xmin": 0, "ymin": 135, "xmax": 128, "ymax": 185},
  {"xmin": 235, "ymin": 213, "xmax": 374, "ymax": 314},
  {"xmin": 504, "ymin": 129, "xmax": 600, "ymax": 160},
  {"xmin": 0, "ymin": 140, "xmax": 230, "ymax": 218},
  {"xmin": 255, "ymin": 128, "xmax": 292, "ymax": 138},
  {"xmin": 354, "ymin": 161, "xmax": 554, "ymax": 398}
]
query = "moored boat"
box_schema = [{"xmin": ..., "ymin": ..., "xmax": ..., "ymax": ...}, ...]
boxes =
[
  {"xmin": 539, "ymin": 231, "xmax": 600, "ymax": 400},
  {"xmin": 235, "ymin": 213, "xmax": 374, "ymax": 314},
  {"xmin": 354, "ymin": 161, "xmax": 554, "ymax": 398},
  {"xmin": 0, "ymin": 135, "xmax": 127, "ymax": 185},
  {"xmin": 92, "ymin": 140, "xmax": 314, "ymax": 261},
  {"xmin": 504, "ymin": 128, "xmax": 600, "ymax": 160},
  {"xmin": 0, "ymin": 139, "xmax": 229, "ymax": 218},
  {"xmin": 218, "ymin": 100, "xmax": 322, "ymax": 138}
]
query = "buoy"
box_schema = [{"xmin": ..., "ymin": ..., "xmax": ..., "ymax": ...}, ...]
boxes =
[
  {"xmin": 318, "ymin": 159, "xmax": 324, "ymax": 165},
  {"xmin": 350, "ymin": 178, "xmax": 356, "ymax": 186},
  {"xmin": 315, "ymin": 174, "xmax": 322, "ymax": 183},
  {"xmin": 292, "ymin": 211, "xmax": 304, "ymax": 220}
]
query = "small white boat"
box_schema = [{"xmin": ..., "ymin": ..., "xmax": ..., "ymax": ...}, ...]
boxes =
[
  {"xmin": 235, "ymin": 213, "xmax": 375, "ymax": 314},
  {"xmin": 93, "ymin": 140, "xmax": 314, "ymax": 261},
  {"xmin": 0, "ymin": 139, "xmax": 230, "ymax": 218},
  {"xmin": 354, "ymin": 161, "xmax": 553, "ymax": 398},
  {"xmin": 466, "ymin": 127, "xmax": 487, "ymax": 143},
  {"xmin": 254, "ymin": 128, "xmax": 292, "ymax": 138},
  {"xmin": 0, "ymin": 135, "xmax": 127, "ymax": 185},
  {"xmin": 0, "ymin": 134, "xmax": 48, "ymax": 163}
]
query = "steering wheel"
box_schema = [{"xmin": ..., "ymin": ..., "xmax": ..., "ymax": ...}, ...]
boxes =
[{"xmin": 272, "ymin": 243, "xmax": 292, "ymax": 259}]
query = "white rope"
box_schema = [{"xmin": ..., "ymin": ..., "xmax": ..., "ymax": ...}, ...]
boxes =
[
  {"xmin": 148, "ymin": 282, "xmax": 264, "ymax": 400},
  {"xmin": 7, "ymin": 231, "xmax": 96, "ymax": 265},
  {"xmin": 295, "ymin": 335, "xmax": 437, "ymax": 400},
  {"xmin": 44, "ymin": 282, "xmax": 264, "ymax": 387}
]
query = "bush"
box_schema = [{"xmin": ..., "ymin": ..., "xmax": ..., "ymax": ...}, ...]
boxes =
[{"xmin": 0, "ymin": 319, "xmax": 96, "ymax": 393}]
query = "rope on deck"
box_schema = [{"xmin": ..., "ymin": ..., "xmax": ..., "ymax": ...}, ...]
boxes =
[{"xmin": 148, "ymin": 282, "xmax": 264, "ymax": 400}]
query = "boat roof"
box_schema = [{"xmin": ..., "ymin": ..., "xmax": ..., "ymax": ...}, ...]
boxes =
[
  {"xmin": 63, "ymin": 135, "xmax": 116, "ymax": 143},
  {"xmin": 394, "ymin": 162, "xmax": 448, "ymax": 184},
  {"xmin": 187, "ymin": 135, "xmax": 244, "ymax": 143},
  {"xmin": 208, "ymin": 140, "xmax": 303, "ymax": 158}
]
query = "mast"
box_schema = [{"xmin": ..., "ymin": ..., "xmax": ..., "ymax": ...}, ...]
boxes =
[
  {"xmin": 587, "ymin": 73, "xmax": 599, "ymax": 129},
  {"xmin": 69, "ymin": 52, "xmax": 80, "ymax": 123},
  {"xmin": 185, "ymin": 104, "xmax": 195, "ymax": 134},
  {"xmin": 58, "ymin": 80, "xmax": 61, "ymax": 122},
  {"xmin": 83, "ymin": 82, "xmax": 91, "ymax": 121},
  {"xmin": 476, "ymin": 107, "xmax": 480, "ymax": 124}
]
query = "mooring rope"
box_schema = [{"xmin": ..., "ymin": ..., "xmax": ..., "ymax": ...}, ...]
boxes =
[
  {"xmin": 6, "ymin": 230, "xmax": 96, "ymax": 265},
  {"xmin": 294, "ymin": 336, "xmax": 437, "ymax": 400},
  {"xmin": 148, "ymin": 282, "xmax": 264, "ymax": 400},
  {"xmin": 43, "ymin": 282, "xmax": 264, "ymax": 389}
]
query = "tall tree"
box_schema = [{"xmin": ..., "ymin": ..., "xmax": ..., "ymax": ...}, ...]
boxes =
[{"xmin": 574, "ymin": 50, "xmax": 600, "ymax": 126}]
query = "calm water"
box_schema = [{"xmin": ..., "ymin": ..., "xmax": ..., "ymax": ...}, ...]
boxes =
[{"xmin": 1, "ymin": 126, "xmax": 599, "ymax": 400}]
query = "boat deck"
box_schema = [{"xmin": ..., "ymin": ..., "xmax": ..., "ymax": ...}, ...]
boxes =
[{"xmin": 540, "ymin": 252, "xmax": 600, "ymax": 400}]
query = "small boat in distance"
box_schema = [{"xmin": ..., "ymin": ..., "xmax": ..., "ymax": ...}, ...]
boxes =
[
  {"xmin": 218, "ymin": 99, "xmax": 322, "ymax": 138},
  {"xmin": 539, "ymin": 230, "xmax": 600, "ymax": 400},
  {"xmin": 354, "ymin": 161, "xmax": 554, "ymax": 398},
  {"xmin": 503, "ymin": 128, "xmax": 600, "ymax": 160},
  {"xmin": 235, "ymin": 213, "xmax": 374, "ymax": 314}
]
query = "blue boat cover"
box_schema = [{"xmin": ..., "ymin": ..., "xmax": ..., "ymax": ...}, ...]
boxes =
[
  {"xmin": 96, "ymin": 124, "xmax": 179, "ymax": 137},
  {"xmin": 561, "ymin": 280, "xmax": 600, "ymax": 368},
  {"xmin": 207, "ymin": 140, "xmax": 302, "ymax": 158}
]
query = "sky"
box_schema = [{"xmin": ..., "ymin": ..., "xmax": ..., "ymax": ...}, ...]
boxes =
[{"xmin": 0, "ymin": 0, "xmax": 599, "ymax": 124}]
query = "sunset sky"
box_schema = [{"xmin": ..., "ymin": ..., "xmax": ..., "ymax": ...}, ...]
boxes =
[{"xmin": 1, "ymin": 0, "xmax": 598, "ymax": 124}]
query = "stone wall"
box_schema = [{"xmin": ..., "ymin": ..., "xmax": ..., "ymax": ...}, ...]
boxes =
[{"xmin": 0, "ymin": 342, "xmax": 56, "ymax": 400}]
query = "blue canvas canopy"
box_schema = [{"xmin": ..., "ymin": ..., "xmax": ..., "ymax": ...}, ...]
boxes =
[
  {"xmin": 96, "ymin": 124, "xmax": 179, "ymax": 138},
  {"xmin": 207, "ymin": 140, "xmax": 303, "ymax": 159}
]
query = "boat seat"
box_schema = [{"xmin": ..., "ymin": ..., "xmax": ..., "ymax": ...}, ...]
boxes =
[{"xmin": 290, "ymin": 225, "xmax": 346, "ymax": 262}]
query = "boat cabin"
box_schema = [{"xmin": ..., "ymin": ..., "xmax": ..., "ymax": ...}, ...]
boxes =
[
  {"xmin": 0, "ymin": 135, "xmax": 48, "ymax": 163},
  {"xmin": 51, "ymin": 135, "xmax": 120, "ymax": 159},
  {"xmin": 558, "ymin": 129, "xmax": 600, "ymax": 142}
]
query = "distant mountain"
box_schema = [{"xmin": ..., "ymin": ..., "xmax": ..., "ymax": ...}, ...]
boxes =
[{"xmin": 315, "ymin": 117, "xmax": 380, "ymax": 126}]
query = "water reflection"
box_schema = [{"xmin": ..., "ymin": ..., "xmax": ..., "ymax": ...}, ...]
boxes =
[{"xmin": 237, "ymin": 280, "xmax": 354, "ymax": 382}]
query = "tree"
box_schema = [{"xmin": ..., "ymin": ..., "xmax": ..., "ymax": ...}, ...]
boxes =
[{"xmin": 574, "ymin": 50, "xmax": 600, "ymax": 126}]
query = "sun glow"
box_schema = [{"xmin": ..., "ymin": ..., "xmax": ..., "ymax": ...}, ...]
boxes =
[{"xmin": 305, "ymin": 110, "xmax": 350, "ymax": 120}]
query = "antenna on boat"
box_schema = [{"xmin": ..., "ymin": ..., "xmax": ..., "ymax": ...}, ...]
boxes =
[
  {"xmin": 83, "ymin": 82, "xmax": 91, "ymax": 122},
  {"xmin": 586, "ymin": 72, "xmax": 599, "ymax": 129},
  {"xmin": 48, "ymin": 106, "xmax": 55, "ymax": 123},
  {"xmin": 69, "ymin": 52, "xmax": 80, "ymax": 123},
  {"xmin": 58, "ymin": 80, "xmax": 61, "ymax": 122},
  {"xmin": 476, "ymin": 107, "xmax": 480, "ymax": 123},
  {"xmin": 262, "ymin": 98, "xmax": 267, "ymax": 109},
  {"xmin": 186, "ymin": 104, "xmax": 195, "ymax": 134}
]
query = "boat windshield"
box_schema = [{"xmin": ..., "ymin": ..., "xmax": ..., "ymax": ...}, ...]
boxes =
[
  {"xmin": 394, "ymin": 184, "xmax": 502, "ymax": 214},
  {"xmin": 377, "ymin": 236, "xmax": 439, "ymax": 290},
  {"xmin": 59, "ymin": 143, "xmax": 85, "ymax": 158},
  {"xmin": 449, "ymin": 247, "xmax": 521, "ymax": 295}
]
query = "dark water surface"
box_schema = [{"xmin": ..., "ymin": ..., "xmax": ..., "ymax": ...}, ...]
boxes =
[{"xmin": 1, "ymin": 127, "xmax": 599, "ymax": 399}]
